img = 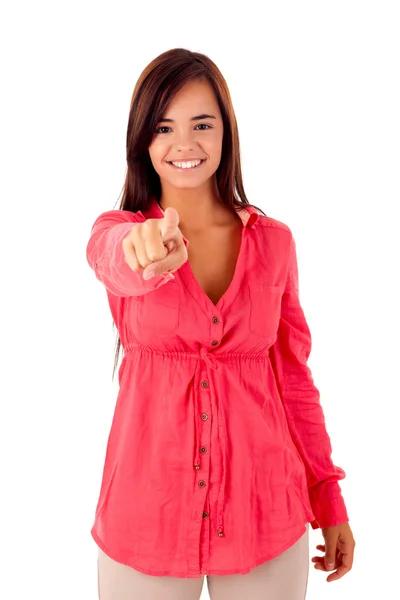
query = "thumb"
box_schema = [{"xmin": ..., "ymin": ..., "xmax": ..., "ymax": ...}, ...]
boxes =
[{"xmin": 161, "ymin": 206, "xmax": 180, "ymax": 239}]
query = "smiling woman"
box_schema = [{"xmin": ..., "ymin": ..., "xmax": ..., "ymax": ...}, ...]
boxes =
[{"xmin": 87, "ymin": 46, "xmax": 354, "ymax": 600}]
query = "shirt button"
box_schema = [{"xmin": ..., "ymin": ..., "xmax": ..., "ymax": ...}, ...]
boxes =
[
  {"xmin": 201, "ymin": 413, "xmax": 208, "ymax": 421},
  {"xmin": 202, "ymin": 511, "xmax": 209, "ymax": 518},
  {"xmin": 212, "ymin": 317, "xmax": 219, "ymax": 324},
  {"xmin": 198, "ymin": 480, "xmax": 206, "ymax": 488},
  {"xmin": 211, "ymin": 340, "xmax": 218, "ymax": 346},
  {"xmin": 201, "ymin": 381, "xmax": 209, "ymax": 388},
  {"xmin": 200, "ymin": 446, "xmax": 207, "ymax": 453}
]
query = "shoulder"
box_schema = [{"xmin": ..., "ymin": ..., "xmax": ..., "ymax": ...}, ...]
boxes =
[
  {"xmin": 254, "ymin": 213, "xmax": 296, "ymax": 265},
  {"xmin": 256, "ymin": 213, "xmax": 293, "ymax": 237}
]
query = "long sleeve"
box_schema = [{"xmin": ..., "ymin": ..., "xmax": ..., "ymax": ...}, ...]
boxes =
[
  {"xmin": 269, "ymin": 233, "xmax": 349, "ymax": 529},
  {"xmin": 86, "ymin": 209, "xmax": 189, "ymax": 297}
]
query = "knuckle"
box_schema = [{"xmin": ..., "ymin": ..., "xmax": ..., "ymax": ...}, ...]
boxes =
[
  {"xmin": 143, "ymin": 218, "xmax": 157, "ymax": 230},
  {"xmin": 130, "ymin": 223, "xmax": 140, "ymax": 239}
]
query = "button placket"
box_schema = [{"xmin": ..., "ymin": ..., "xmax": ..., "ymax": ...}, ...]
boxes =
[
  {"xmin": 196, "ymin": 344, "xmax": 226, "ymax": 539},
  {"xmin": 190, "ymin": 311, "xmax": 226, "ymax": 565},
  {"xmin": 195, "ymin": 377, "xmax": 210, "ymax": 470},
  {"xmin": 197, "ymin": 372, "xmax": 212, "ymax": 573},
  {"xmin": 194, "ymin": 349, "xmax": 214, "ymax": 534},
  {"xmin": 187, "ymin": 356, "xmax": 213, "ymax": 576}
]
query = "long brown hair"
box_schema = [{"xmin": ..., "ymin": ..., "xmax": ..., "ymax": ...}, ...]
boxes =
[{"xmin": 110, "ymin": 47, "xmax": 267, "ymax": 381}]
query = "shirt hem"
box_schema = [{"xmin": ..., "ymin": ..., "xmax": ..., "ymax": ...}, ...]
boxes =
[{"xmin": 91, "ymin": 522, "xmax": 309, "ymax": 578}]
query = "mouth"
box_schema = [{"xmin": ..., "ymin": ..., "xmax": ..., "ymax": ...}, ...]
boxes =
[{"xmin": 167, "ymin": 159, "xmax": 206, "ymax": 172}]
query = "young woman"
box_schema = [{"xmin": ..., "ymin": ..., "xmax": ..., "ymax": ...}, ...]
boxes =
[{"xmin": 86, "ymin": 47, "xmax": 355, "ymax": 600}]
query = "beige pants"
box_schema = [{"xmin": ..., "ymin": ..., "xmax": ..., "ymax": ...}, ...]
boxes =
[{"xmin": 97, "ymin": 525, "xmax": 309, "ymax": 600}]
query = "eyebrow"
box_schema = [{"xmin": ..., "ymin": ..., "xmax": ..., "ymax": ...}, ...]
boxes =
[{"xmin": 157, "ymin": 113, "xmax": 217, "ymax": 123}]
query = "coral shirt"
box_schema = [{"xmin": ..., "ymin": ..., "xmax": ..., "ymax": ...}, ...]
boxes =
[{"xmin": 86, "ymin": 196, "xmax": 349, "ymax": 577}]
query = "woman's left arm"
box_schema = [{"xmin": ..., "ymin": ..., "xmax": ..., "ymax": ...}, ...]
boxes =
[{"xmin": 269, "ymin": 232, "xmax": 349, "ymax": 530}]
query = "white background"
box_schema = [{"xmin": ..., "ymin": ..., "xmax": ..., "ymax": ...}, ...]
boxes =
[{"xmin": 1, "ymin": 1, "xmax": 399, "ymax": 598}]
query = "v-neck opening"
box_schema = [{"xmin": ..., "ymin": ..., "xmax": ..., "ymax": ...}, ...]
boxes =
[
  {"xmin": 182, "ymin": 223, "xmax": 247, "ymax": 311},
  {"xmin": 151, "ymin": 197, "xmax": 251, "ymax": 314}
]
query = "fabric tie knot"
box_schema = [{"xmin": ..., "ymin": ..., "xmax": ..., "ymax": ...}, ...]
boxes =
[{"xmin": 200, "ymin": 347, "xmax": 219, "ymax": 370}]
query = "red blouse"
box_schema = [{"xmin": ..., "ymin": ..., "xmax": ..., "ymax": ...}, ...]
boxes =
[{"xmin": 86, "ymin": 196, "xmax": 349, "ymax": 577}]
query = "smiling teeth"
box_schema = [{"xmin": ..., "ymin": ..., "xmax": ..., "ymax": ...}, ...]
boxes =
[{"xmin": 171, "ymin": 160, "xmax": 202, "ymax": 168}]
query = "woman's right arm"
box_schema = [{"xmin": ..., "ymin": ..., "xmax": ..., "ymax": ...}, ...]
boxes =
[{"xmin": 86, "ymin": 209, "xmax": 187, "ymax": 297}]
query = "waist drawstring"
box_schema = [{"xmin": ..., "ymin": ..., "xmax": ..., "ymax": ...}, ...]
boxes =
[{"xmin": 197, "ymin": 347, "xmax": 226, "ymax": 538}]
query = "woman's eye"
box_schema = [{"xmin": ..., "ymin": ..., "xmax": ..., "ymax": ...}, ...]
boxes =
[
  {"xmin": 155, "ymin": 126, "xmax": 170, "ymax": 134},
  {"xmin": 154, "ymin": 124, "xmax": 212, "ymax": 134}
]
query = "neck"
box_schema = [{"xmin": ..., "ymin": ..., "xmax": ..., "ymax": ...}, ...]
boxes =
[{"xmin": 158, "ymin": 187, "xmax": 234, "ymax": 233}]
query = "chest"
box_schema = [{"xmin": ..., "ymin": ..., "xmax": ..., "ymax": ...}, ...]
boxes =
[{"xmin": 185, "ymin": 223, "xmax": 243, "ymax": 306}]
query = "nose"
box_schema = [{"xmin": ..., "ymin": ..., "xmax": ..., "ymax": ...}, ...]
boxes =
[{"xmin": 173, "ymin": 126, "xmax": 199, "ymax": 148}]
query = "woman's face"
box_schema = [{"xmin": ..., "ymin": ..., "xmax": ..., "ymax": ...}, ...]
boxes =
[{"xmin": 148, "ymin": 78, "xmax": 224, "ymax": 191}]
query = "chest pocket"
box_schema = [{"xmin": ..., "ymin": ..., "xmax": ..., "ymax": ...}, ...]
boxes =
[
  {"xmin": 248, "ymin": 283, "xmax": 282, "ymax": 341},
  {"xmin": 136, "ymin": 280, "xmax": 180, "ymax": 334}
]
